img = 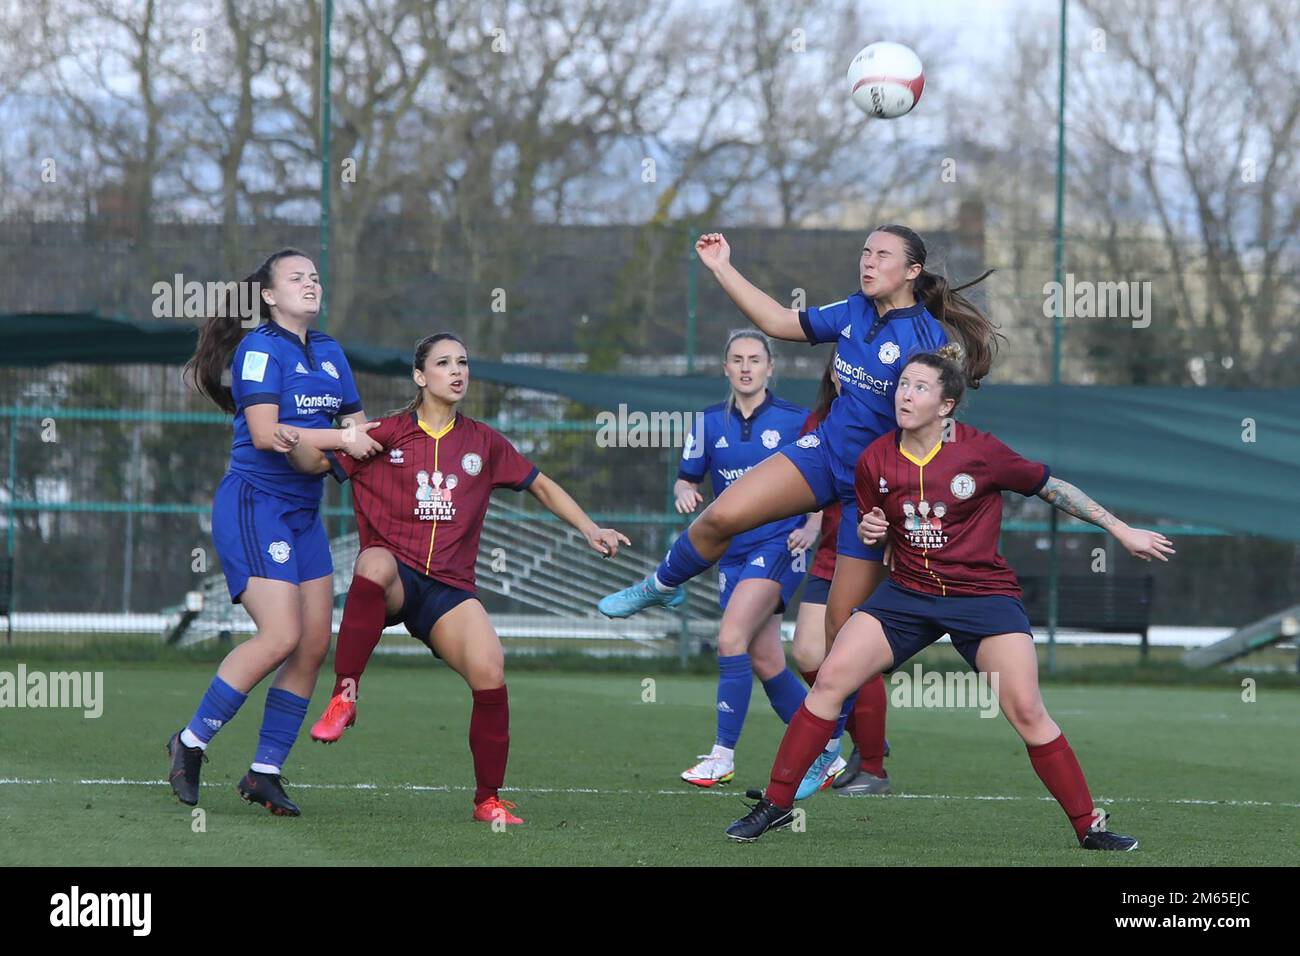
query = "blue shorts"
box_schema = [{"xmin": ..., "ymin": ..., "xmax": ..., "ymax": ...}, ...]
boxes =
[
  {"xmin": 718, "ymin": 539, "xmax": 805, "ymax": 614},
  {"xmin": 779, "ymin": 426, "xmax": 884, "ymax": 563},
  {"xmin": 801, "ymin": 573, "xmax": 833, "ymax": 605},
  {"xmin": 389, "ymin": 560, "xmax": 477, "ymax": 656},
  {"xmin": 858, "ymin": 579, "xmax": 1033, "ymax": 671},
  {"xmin": 212, "ymin": 473, "xmax": 332, "ymax": 603}
]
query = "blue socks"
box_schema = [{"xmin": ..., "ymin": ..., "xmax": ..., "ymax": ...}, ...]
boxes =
[
  {"xmin": 185, "ymin": 676, "xmax": 248, "ymax": 747},
  {"xmin": 761, "ymin": 667, "xmax": 807, "ymax": 723},
  {"xmin": 656, "ymin": 532, "xmax": 712, "ymax": 589},
  {"xmin": 251, "ymin": 688, "xmax": 310, "ymax": 775},
  {"xmin": 834, "ymin": 689, "xmax": 858, "ymax": 739},
  {"xmin": 715, "ymin": 654, "xmax": 754, "ymax": 749}
]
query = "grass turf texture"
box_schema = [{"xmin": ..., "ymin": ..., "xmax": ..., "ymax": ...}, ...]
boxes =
[{"xmin": 1, "ymin": 660, "xmax": 1297, "ymax": 866}]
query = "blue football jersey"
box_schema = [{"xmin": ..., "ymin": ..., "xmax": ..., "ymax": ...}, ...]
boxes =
[
  {"xmin": 799, "ymin": 294, "xmax": 947, "ymax": 472},
  {"xmin": 227, "ymin": 321, "xmax": 364, "ymax": 505},
  {"xmin": 678, "ymin": 391, "xmax": 810, "ymax": 558}
]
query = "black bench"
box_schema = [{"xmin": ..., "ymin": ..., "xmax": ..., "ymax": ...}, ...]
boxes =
[{"xmin": 1018, "ymin": 574, "xmax": 1155, "ymax": 658}]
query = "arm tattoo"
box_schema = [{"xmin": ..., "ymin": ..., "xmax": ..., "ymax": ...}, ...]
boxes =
[{"xmin": 1037, "ymin": 476, "xmax": 1119, "ymax": 529}]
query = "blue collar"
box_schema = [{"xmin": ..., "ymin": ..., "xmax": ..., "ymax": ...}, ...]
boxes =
[
  {"xmin": 265, "ymin": 320, "xmax": 309, "ymax": 344},
  {"xmin": 263, "ymin": 320, "xmax": 315, "ymax": 360},
  {"xmin": 863, "ymin": 300, "xmax": 927, "ymax": 344},
  {"xmin": 731, "ymin": 389, "xmax": 774, "ymax": 424},
  {"xmin": 876, "ymin": 302, "xmax": 927, "ymax": 322}
]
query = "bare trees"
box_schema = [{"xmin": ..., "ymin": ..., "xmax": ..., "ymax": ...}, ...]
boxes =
[
  {"xmin": 4, "ymin": 0, "xmax": 1292, "ymax": 383},
  {"xmin": 1065, "ymin": 0, "xmax": 1298, "ymax": 385}
]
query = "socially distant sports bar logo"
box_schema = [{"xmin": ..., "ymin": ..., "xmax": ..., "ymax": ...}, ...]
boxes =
[
  {"xmin": 901, "ymin": 499, "xmax": 948, "ymax": 550},
  {"xmin": 414, "ymin": 469, "xmax": 457, "ymax": 521}
]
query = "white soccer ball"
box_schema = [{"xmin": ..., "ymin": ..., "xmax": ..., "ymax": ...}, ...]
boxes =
[{"xmin": 847, "ymin": 41, "xmax": 925, "ymax": 119}]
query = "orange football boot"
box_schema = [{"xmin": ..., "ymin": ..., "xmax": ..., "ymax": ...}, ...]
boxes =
[
  {"xmin": 310, "ymin": 693, "xmax": 356, "ymax": 743},
  {"xmin": 472, "ymin": 795, "xmax": 524, "ymax": 825}
]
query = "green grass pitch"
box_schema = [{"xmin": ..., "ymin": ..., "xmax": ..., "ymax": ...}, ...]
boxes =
[{"xmin": 1, "ymin": 660, "xmax": 1297, "ymax": 866}]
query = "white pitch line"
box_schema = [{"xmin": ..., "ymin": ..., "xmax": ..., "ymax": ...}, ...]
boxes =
[{"xmin": 1, "ymin": 777, "xmax": 1298, "ymax": 809}]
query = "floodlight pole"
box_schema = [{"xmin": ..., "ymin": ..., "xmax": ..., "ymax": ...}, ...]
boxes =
[
  {"xmin": 1047, "ymin": 0, "xmax": 1068, "ymax": 674},
  {"xmin": 319, "ymin": 0, "xmax": 333, "ymax": 333}
]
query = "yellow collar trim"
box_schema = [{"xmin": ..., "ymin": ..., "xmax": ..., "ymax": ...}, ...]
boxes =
[
  {"xmin": 900, "ymin": 438, "xmax": 943, "ymax": 467},
  {"xmin": 417, "ymin": 416, "xmax": 456, "ymax": 440}
]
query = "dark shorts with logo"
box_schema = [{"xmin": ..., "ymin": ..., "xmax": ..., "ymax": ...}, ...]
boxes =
[
  {"xmin": 857, "ymin": 579, "xmax": 1033, "ymax": 671},
  {"xmin": 387, "ymin": 560, "xmax": 477, "ymax": 658}
]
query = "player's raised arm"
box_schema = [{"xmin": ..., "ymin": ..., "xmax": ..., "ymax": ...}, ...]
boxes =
[
  {"xmin": 1036, "ymin": 476, "xmax": 1176, "ymax": 562},
  {"xmin": 526, "ymin": 472, "xmax": 631, "ymax": 559},
  {"xmin": 696, "ymin": 233, "xmax": 806, "ymax": 342}
]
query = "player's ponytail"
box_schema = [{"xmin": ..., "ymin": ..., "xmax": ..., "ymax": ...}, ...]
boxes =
[
  {"xmin": 874, "ymin": 224, "xmax": 1003, "ymax": 389},
  {"xmin": 396, "ymin": 332, "xmax": 467, "ymax": 415},
  {"xmin": 722, "ymin": 328, "xmax": 773, "ymax": 419},
  {"xmin": 811, "ymin": 347, "xmax": 839, "ymax": 422},
  {"xmin": 185, "ymin": 247, "xmax": 308, "ymax": 414}
]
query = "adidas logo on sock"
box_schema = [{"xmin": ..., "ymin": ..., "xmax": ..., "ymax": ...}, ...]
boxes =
[
  {"xmin": 717, "ymin": 701, "xmax": 735, "ymax": 714},
  {"xmin": 203, "ymin": 718, "xmax": 223, "ymax": 731}
]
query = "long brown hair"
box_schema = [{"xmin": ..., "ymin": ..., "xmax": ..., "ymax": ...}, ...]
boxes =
[
  {"xmin": 185, "ymin": 247, "xmax": 310, "ymax": 414},
  {"xmin": 395, "ymin": 333, "xmax": 467, "ymax": 416},
  {"xmin": 873, "ymin": 224, "xmax": 1002, "ymax": 388},
  {"xmin": 811, "ymin": 347, "xmax": 838, "ymax": 423}
]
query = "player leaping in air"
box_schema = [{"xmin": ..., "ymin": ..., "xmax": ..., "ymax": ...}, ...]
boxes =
[
  {"xmin": 725, "ymin": 346, "xmax": 1175, "ymax": 849},
  {"xmin": 598, "ymin": 226, "xmax": 1000, "ymax": 773},
  {"xmin": 283, "ymin": 333, "xmax": 629, "ymax": 825}
]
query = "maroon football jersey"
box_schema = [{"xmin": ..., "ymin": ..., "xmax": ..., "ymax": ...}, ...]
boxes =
[
  {"xmin": 801, "ymin": 410, "xmax": 842, "ymax": 581},
  {"xmin": 855, "ymin": 422, "xmax": 1049, "ymax": 597},
  {"xmin": 329, "ymin": 412, "xmax": 538, "ymax": 591}
]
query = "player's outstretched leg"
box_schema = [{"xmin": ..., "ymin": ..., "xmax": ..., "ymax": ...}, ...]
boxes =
[
  {"xmin": 430, "ymin": 599, "xmax": 524, "ymax": 825},
  {"xmin": 239, "ymin": 574, "xmax": 333, "ymax": 816},
  {"xmin": 598, "ymin": 454, "xmax": 817, "ymax": 618},
  {"xmin": 167, "ymin": 578, "xmax": 302, "ymax": 806},
  {"xmin": 727, "ymin": 612, "xmax": 892, "ymax": 842},
  {"xmin": 312, "ymin": 549, "xmax": 402, "ymax": 743},
  {"xmin": 597, "ymin": 571, "xmax": 687, "ymax": 618},
  {"xmin": 789, "ymin": 587, "xmax": 847, "ymax": 799},
  {"xmin": 821, "ymin": 554, "xmax": 893, "ymax": 795},
  {"xmin": 975, "ymin": 632, "xmax": 1138, "ymax": 851}
]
